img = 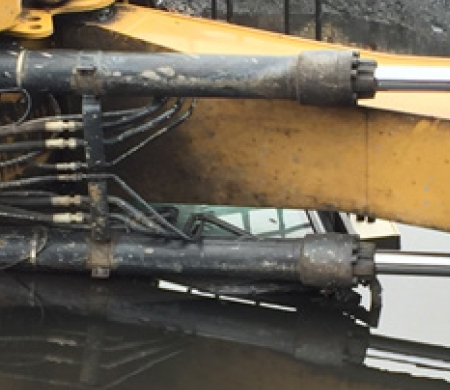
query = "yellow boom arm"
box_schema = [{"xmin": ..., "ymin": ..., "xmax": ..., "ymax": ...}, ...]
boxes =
[{"xmin": 3, "ymin": 2, "xmax": 450, "ymax": 231}]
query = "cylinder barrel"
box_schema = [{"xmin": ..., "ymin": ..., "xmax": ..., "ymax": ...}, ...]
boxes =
[
  {"xmin": 0, "ymin": 50, "xmax": 375, "ymax": 105},
  {"xmin": 0, "ymin": 227, "xmax": 375, "ymax": 288}
]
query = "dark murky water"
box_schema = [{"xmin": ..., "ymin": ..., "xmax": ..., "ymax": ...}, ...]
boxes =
[{"xmin": 0, "ymin": 225, "xmax": 448, "ymax": 390}]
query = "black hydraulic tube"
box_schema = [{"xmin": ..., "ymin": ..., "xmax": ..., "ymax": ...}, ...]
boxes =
[
  {"xmin": 0, "ymin": 227, "xmax": 375, "ymax": 289},
  {"xmin": 0, "ymin": 139, "xmax": 84, "ymax": 152},
  {"xmin": 0, "ymin": 49, "xmax": 377, "ymax": 106}
]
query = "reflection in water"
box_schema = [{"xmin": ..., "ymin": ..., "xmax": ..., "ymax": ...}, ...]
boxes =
[{"xmin": 0, "ymin": 273, "xmax": 448, "ymax": 389}]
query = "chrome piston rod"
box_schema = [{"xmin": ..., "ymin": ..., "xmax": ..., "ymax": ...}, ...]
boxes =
[
  {"xmin": 375, "ymin": 67, "xmax": 450, "ymax": 91},
  {"xmin": 375, "ymin": 251, "xmax": 450, "ymax": 276}
]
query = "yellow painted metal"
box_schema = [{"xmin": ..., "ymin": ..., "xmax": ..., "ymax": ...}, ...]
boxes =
[
  {"xmin": 99, "ymin": 4, "xmax": 450, "ymax": 120},
  {"xmin": 0, "ymin": 0, "xmax": 21, "ymax": 32},
  {"xmin": 60, "ymin": 8, "xmax": 450, "ymax": 230},
  {"xmin": 115, "ymin": 99, "xmax": 450, "ymax": 232},
  {"xmin": 2, "ymin": 3, "xmax": 450, "ymax": 230},
  {"xmin": 2, "ymin": 0, "xmax": 115, "ymax": 38},
  {"xmin": 6, "ymin": 10, "xmax": 54, "ymax": 39}
]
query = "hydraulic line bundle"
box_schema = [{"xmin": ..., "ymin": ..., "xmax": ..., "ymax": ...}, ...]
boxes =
[{"xmin": 1, "ymin": 48, "xmax": 450, "ymax": 295}]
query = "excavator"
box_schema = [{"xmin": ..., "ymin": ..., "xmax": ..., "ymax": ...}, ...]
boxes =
[{"xmin": 1, "ymin": 0, "xmax": 450, "ymax": 302}]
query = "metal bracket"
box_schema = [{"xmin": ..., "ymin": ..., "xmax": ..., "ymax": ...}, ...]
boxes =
[
  {"xmin": 75, "ymin": 54, "xmax": 102, "ymax": 96},
  {"xmin": 82, "ymin": 95, "xmax": 111, "ymax": 278},
  {"xmin": 3, "ymin": 0, "xmax": 115, "ymax": 38},
  {"xmin": 83, "ymin": 95, "xmax": 110, "ymax": 242}
]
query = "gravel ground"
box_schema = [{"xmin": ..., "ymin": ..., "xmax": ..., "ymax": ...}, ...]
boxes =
[{"xmin": 153, "ymin": 0, "xmax": 450, "ymax": 55}]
